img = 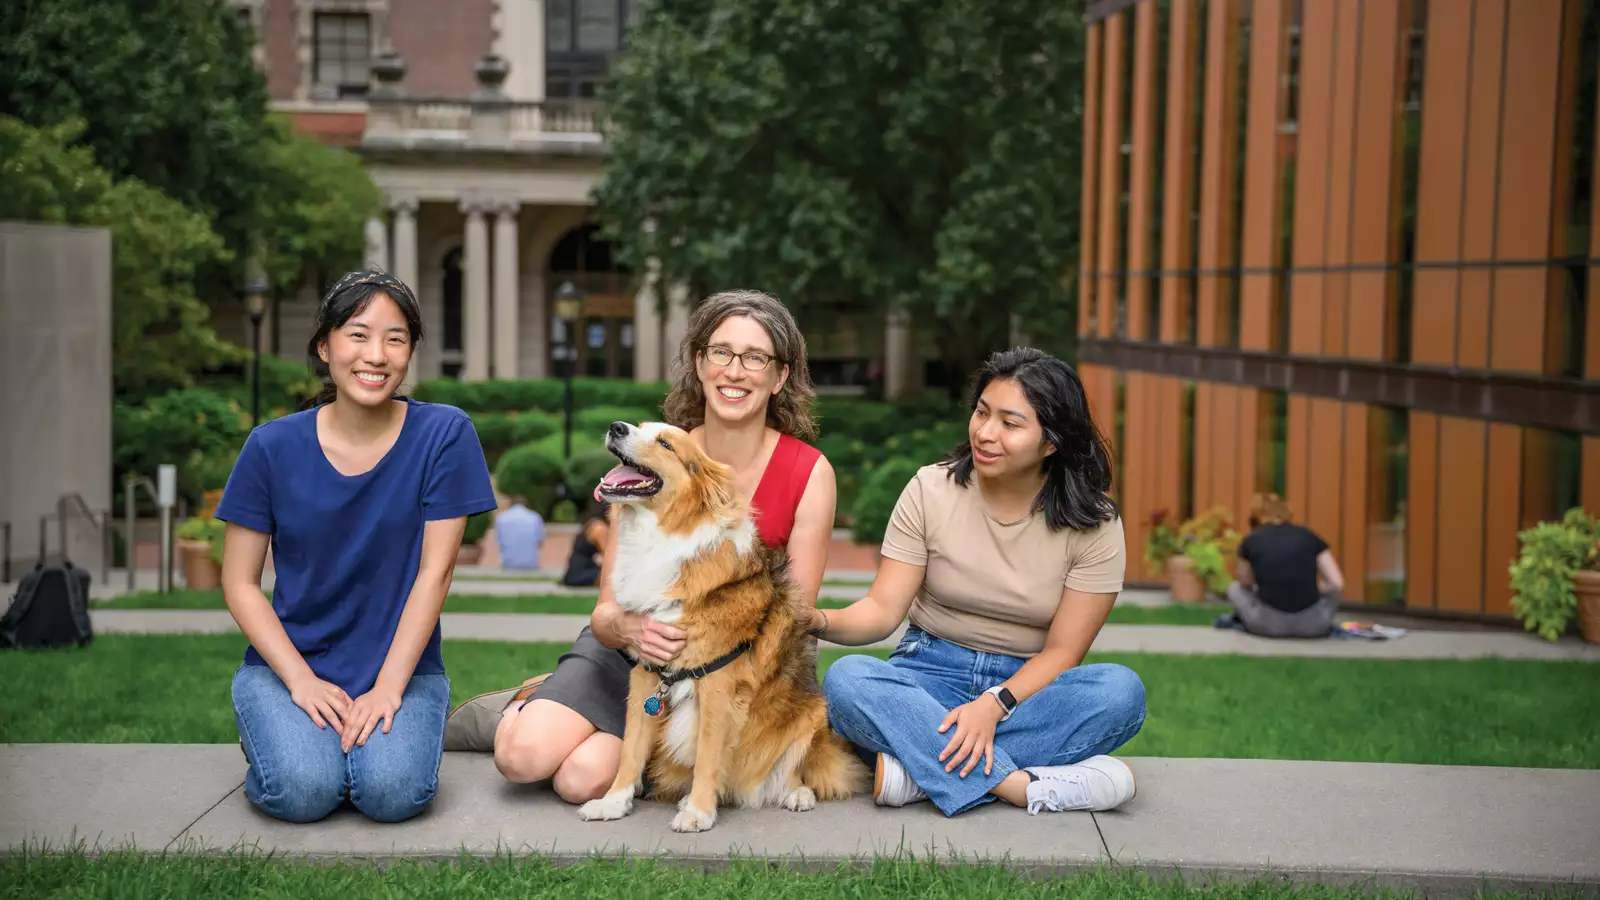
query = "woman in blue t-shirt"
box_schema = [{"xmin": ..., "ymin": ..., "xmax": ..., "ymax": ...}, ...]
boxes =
[{"xmin": 215, "ymin": 271, "xmax": 497, "ymax": 824}]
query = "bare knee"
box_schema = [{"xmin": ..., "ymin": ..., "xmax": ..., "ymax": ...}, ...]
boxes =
[
  {"xmin": 552, "ymin": 738, "xmax": 620, "ymax": 804},
  {"xmin": 493, "ymin": 704, "xmax": 584, "ymax": 784}
]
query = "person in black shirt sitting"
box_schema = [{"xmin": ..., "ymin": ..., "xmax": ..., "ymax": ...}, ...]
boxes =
[
  {"xmin": 559, "ymin": 502, "xmax": 610, "ymax": 587},
  {"xmin": 1227, "ymin": 493, "xmax": 1346, "ymax": 638}
]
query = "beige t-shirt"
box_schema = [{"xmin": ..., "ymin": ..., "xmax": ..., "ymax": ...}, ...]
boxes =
[{"xmin": 880, "ymin": 464, "xmax": 1126, "ymax": 657}]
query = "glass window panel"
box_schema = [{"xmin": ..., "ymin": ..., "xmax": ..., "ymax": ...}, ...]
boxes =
[
  {"xmin": 577, "ymin": 0, "xmax": 619, "ymax": 51},
  {"xmin": 547, "ymin": 0, "xmax": 572, "ymax": 51}
]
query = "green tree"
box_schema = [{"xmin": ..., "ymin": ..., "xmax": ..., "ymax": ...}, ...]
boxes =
[
  {"xmin": 0, "ymin": 117, "xmax": 236, "ymax": 397},
  {"xmin": 595, "ymin": 0, "xmax": 1085, "ymax": 388},
  {"xmin": 258, "ymin": 115, "xmax": 384, "ymax": 294},
  {"xmin": 0, "ymin": 0, "xmax": 272, "ymax": 284}
]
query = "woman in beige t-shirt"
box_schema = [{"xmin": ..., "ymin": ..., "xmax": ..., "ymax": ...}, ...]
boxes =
[{"xmin": 806, "ymin": 348, "xmax": 1146, "ymax": 818}]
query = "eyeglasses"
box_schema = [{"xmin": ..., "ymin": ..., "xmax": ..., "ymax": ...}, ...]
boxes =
[{"xmin": 704, "ymin": 344, "xmax": 778, "ymax": 372}]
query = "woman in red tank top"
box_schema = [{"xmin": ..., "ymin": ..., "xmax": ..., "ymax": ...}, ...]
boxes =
[{"xmin": 458, "ymin": 289, "xmax": 836, "ymax": 805}]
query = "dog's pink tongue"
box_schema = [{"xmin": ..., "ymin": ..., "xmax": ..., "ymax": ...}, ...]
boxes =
[{"xmin": 596, "ymin": 465, "xmax": 650, "ymax": 501}]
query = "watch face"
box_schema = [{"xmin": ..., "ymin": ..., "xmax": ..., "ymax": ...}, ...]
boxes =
[{"xmin": 998, "ymin": 688, "xmax": 1017, "ymax": 709}]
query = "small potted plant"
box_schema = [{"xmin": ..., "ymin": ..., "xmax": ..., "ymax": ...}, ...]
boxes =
[
  {"xmin": 1509, "ymin": 507, "xmax": 1600, "ymax": 644},
  {"xmin": 1143, "ymin": 507, "xmax": 1240, "ymax": 602},
  {"xmin": 176, "ymin": 516, "xmax": 226, "ymax": 590}
]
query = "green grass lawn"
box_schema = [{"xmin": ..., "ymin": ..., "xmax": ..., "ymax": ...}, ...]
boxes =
[
  {"xmin": 3, "ymin": 634, "xmax": 1596, "ymax": 769},
  {"xmin": 94, "ymin": 590, "xmax": 1229, "ymax": 624},
  {"xmin": 10, "ymin": 849, "xmax": 1563, "ymax": 900}
]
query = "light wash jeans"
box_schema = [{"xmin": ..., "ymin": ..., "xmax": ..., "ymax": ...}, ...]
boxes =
[
  {"xmin": 823, "ymin": 625, "xmax": 1146, "ymax": 816},
  {"xmin": 232, "ymin": 663, "xmax": 450, "ymax": 824}
]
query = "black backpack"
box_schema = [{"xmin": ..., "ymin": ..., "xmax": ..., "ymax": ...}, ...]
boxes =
[{"xmin": 1, "ymin": 561, "xmax": 94, "ymax": 650}]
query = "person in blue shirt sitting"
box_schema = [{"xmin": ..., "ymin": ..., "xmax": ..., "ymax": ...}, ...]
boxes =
[
  {"xmin": 494, "ymin": 495, "xmax": 546, "ymax": 571},
  {"xmin": 214, "ymin": 270, "xmax": 497, "ymax": 824}
]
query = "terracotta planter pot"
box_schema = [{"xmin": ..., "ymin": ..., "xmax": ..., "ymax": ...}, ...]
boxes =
[
  {"xmin": 179, "ymin": 539, "xmax": 221, "ymax": 591},
  {"xmin": 1572, "ymin": 569, "xmax": 1600, "ymax": 645},
  {"xmin": 1166, "ymin": 555, "xmax": 1206, "ymax": 603},
  {"xmin": 457, "ymin": 544, "xmax": 482, "ymax": 566}
]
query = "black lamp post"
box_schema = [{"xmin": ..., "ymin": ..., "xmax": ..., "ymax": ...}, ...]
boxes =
[
  {"xmin": 244, "ymin": 278, "xmax": 268, "ymax": 429},
  {"xmin": 553, "ymin": 280, "xmax": 586, "ymax": 462}
]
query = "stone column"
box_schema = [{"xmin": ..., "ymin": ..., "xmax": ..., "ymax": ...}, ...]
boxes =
[
  {"xmin": 363, "ymin": 216, "xmax": 390, "ymax": 272},
  {"xmin": 491, "ymin": 199, "xmax": 521, "ymax": 380},
  {"xmin": 662, "ymin": 280, "xmax": 692, "ymax": 379},
  {"xmin": 461, "ymin": 195, "xmax": 492, "ymax": 382},
  {"xmin": 884, "ymin": 306, "xmax": 914, "ymax": 401},
  {"xmin": 390, "ymin": 197, "xmax": 419, "ymax": 292},
  {"xmin": 632, "ymin": 261, "xmax": 664, "ymax": 382}
]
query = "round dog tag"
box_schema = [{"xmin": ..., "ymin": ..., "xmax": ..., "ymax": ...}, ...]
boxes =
[{"xmin": 644, "ymin": 696, "xmax": 662, "ymax": 716}]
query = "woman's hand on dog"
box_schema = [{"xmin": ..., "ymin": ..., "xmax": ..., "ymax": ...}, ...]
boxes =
[
  {"xmin": 287, "ymin": 673, "xmax": 351, "ymax": 732},
  {"xmin": 937, "ymin": 698, "xmax": 1005, "ymax": 778},
  {"xmin": 340, "ymin": 681, "xmax": 405, "ymax": 752},
  {"xmin": 620, "ymin": 612, "xmax": 688, "ymax": 666}
]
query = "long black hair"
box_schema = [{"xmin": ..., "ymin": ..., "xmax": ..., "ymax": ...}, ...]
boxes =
[
  {"xmin": 941, "ymin": 347, "xmax": 1117, "ymax": 532},
  {"xmin": 301, "ymin": 270, "xmax": 425, "ymax": 409}
]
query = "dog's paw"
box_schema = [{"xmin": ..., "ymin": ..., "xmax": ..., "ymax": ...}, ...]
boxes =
[
  {"xmin": 781, "ymin": 786, "xmax": 817, "ymax": 812},
  {"xmin": 577, "ymin": 791, "xmax": 633, "ymax": 822},
  {"xmin": 670, "ymin": 802, "xmax": 717, "ymax": 833}
]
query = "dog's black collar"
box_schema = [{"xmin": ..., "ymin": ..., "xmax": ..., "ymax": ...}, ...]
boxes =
[{"xmin": 643, "ymin": 641, "xmax": 754, "ymax": 687}]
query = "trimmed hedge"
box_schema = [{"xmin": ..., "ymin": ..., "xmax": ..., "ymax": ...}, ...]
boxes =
[{"xmin": 412, "ymin": 378, "xmax": 669, "ymax": 414}]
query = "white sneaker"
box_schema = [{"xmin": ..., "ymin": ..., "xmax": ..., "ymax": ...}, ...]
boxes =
[
  {"xmin": 1023, "ymin": 756, "xmax": 1137, "ymax": 814},
  {"xmin": 873, "ymin": 753, "xmax": 929, "ymax": 807}
]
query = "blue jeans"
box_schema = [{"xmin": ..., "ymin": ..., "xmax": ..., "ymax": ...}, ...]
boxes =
[
  {"xmin": 232, "ymin": 664, "xmax": 450, "ymax": 824},
  {"xmin": 823, "ymin": 625, "xmax": 1147, "ymax": 816}
]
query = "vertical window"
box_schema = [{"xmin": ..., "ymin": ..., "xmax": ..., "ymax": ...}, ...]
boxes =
[
  {"xmin": 1558, "ymin": 0, "xmax": 1598, "ymax": 379},
  {"xmin": 1365, "ymin": 406, "xmax": 1407, "ymax": 605},
  {"xmin": 1147, "ymin": 0, "xmax": 1172, "ymax": 340},
  {"xmin": 1255, "ymin": 390, "xmax": 1287, "ymax": 498},
  {"xmin": 1180, "ymin": 381, "xmax": 1197, "ymax": 520},
  {"xmin": 1274, "ymin": 2, "xmax": 1303, "ymax": 352},
  {"xmin": 1391, "ymin": 0, "xmax": 1428, "ymax": 363},
  {"xmin": 1223, "ymin": 0, "xmax": 1252, "ymax": 349},
  {"xmin": 1185, "ymin": 0, "xmax": 1210, "ymax": 344},
  {"xmin": 313, "ymin": 12, "xmax": 371, "ymax": 99},
  {"xmin": 1521, "ymin": 428, "xmax": 1583, "ymax": 528},
  {"xmin": 577, "ymin": 0, "xmax": 621, "ymax": 51},
  {"xmin": 547, "ymin": 0, "xmax": 572, "ymax": 51}
]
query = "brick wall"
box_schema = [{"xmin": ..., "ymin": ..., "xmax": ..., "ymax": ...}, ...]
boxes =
[
  {"xmin": 389, "ymin": 0, "xmax": 496, "ymax": 97},
  {"xmin": 261, "ymin": 0, "xmax": 301, "ymax": 100}
]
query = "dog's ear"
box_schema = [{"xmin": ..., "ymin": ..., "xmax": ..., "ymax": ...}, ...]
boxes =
[{"xmin": 692, "ymin": 455, "xmax": 737, "ymax": 512}]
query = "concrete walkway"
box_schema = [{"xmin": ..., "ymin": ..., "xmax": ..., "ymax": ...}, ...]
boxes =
[
  {"xmin": 2, "ymin": 745, "xmax": 1595, "ymax": 895},
  {"xmin": 83, "ymin": 608, "xmax": 1600, "ymax": 660}
]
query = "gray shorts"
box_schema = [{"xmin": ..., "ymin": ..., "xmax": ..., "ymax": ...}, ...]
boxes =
[{"xmin": 519, "ymin": 625, "xmax": 632, "ymax": 738}]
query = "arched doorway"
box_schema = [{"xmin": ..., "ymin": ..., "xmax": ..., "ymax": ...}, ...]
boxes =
[
  {"xmin": 549, "ymin": 224, "xmax": 633, "ymax": 379},
  {"xmin": 440, "ymin": 247, "xmax": 463, "ymax": 378}
]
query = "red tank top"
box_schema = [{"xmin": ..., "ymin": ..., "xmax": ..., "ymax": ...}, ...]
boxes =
[{"xmin": 749, "ymin": 433, "xmax": 822, "ymax": 549}]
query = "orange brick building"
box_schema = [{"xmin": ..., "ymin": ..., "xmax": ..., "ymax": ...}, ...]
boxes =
[{"xmin": 1076, "ymin": 0, "xmax": 1599, "ymax": 617}]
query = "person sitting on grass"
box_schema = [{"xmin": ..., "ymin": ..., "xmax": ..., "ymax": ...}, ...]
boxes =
[
  {"xmin": 806, "ymin": 347, "xmax": 1146, "ymax": 818},
  {"xmin": 215, "ymin": 271, "xmax": 497, "ymax": 824},
  {"xmin": 1223, "ymin": 493, "xmax": 1346, "ymax": 638}
]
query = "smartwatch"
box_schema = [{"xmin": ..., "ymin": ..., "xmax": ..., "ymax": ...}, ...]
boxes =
[{"xmin": 983, "ymin": 685, "xmax": 1017, "ymax": 720}]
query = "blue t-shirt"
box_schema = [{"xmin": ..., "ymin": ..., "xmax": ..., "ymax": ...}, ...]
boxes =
[{"xmin": 215, "ymin": 397, "xmax": 498, "ymax": 697}]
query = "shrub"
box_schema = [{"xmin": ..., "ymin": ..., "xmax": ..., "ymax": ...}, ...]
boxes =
[
  {"xmin": 848, "ymin": 456, "xmax": 925, "ymax": 544},
  {"xmin": 1509, "ymin": 508, "xmax": 1600, "ymax": 642},
  {"xmin": 493, "ymin": 443, "xmax": 565, "ymax": 517},
  {"xmin": 470, "ymin": 411, "xmax": 561, "ymax": 468},
  {"xmin": 462, "ymin": 510, "xmax": 495, "ymax": 547},
  {"xmin": 412, "ymin": 377, "xmax": 669, "ymax": 414},
  {"xmin": 114, "ymin": 388, "xmax": 251, "ymax": 508},
  {"xmin": 574, "ymin": 405, "xmax": 658, "ymax": 437},
  {"xmin": 175, "ymin": 516, "xmax": 225, "ymax": 565},
  {"xmin": 565, "ymin": 449, "xmax": 621, "ymax": 506}
]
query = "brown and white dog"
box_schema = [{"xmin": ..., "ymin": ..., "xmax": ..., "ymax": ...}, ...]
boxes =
[{"xmin": 576, "ymin": 421, "xmax": 869, "ymax": 833}]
